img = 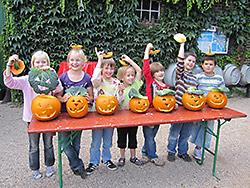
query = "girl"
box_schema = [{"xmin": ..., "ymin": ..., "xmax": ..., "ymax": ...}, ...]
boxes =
[
  {"xmin": 58, "ymin": 46, "xmax": 93, "ymax": 178},
  {"xmin": 141, "ymin": 43, "xmax": 168, "ymax": 166},
  {"xmin": 116, "ymin": 54, "xmax": 144, "ymax": 167},
  {"xmin": 86, "ymin": 48, "xmax": 124, "ymax": 175},
  {"xmin": 3, "ymin": 51, "xmax": 63, "ymax": 180}
]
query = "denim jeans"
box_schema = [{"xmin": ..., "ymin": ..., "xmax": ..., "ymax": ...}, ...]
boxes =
[
  {"xmin": 190, "ymin": 120, "xmax": 214, "ymax": 148},
  {"xmin": 89, "ymin": 128, "xmax": 114, "ymax": 165},
  {"xmin": 141, "ymin": 125, "xmax": 160, "ymax": 159},
  {"xmin": 61, "ymin": 131, "xmax": 84, "ymax": 171},
  {"xmin": 167, "ymin": 122, "xmax": 193, "ymax": 155},
  {"xmin": 28, "ymin": 133, "xmax": 55, "ymax": 171}
]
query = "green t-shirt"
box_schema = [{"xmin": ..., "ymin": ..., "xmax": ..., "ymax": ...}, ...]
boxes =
[{"xmin": 120, "ymin": 79, "xmax": 143, "ymax": 110}]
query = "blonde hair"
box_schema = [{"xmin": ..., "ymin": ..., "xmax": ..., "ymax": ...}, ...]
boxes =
[
  {"xmin": 31, "ymin": 50, "xmax": 50, "ymax": 68},
  {"xmin": 101, "ymin": 58, "xmax": 116, "ymax": 68},
  {"xmin": 150, "ymin": 62, "xmax": 165, "ymax": 75},
  {"xmin": 67, "ymin": 49, "xmax": 87, "ymax": 63},
  {"xmin": 117, "ymin": 66, "xmax": 134, "ymax": 81}
]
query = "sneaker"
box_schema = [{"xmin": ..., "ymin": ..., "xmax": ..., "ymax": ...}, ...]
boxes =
[
  {"xmin": 45, "ymin": 166, "xmax": 55, "ymax": 177},
  {"xmin": 141, "ymin": 155, "xmax": 150, "ymax": 164},
  {"xmin": 86, "ymin": 163, "xmax": 99, "ymax": 175},
  {"xmin": 130, "ymin": 157, "xmax": 144, "ymax": 166},
  {"xmin": 178, "ymin": 154, "xmax": 192, "ymax": 162},
  {"xmin": 167, "ymin": 152, "xmax": 176, "ymax": 162},
  {"xmin": 104, "ymin": 160, "xmax": 118, "ymax": 171},
  {"xmin": 150, "ymin": 158, "xmax": 165, "ymax": 166},
  {"xmin": 74, "ymin": 168, "xmax": 87, "ymax": 179},
  {"xmin": 117, "ymin": 158, "xmax": 125, "ymax": 167},
  {"xmin": 193, "ymin": 147, "xmax": 202, "ymax": 161},
  {"xmin": 32, "ymin": 170, "xmax": 42, "ymax": 180}
]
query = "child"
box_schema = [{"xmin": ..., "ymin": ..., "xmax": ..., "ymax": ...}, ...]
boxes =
[
  {"xmin": 141, "ymin": 43, "xmax": 167, "ymax": 166},
  {"xmin": 58, "ymin": 46, "xmax": 93, "ymax": 178},
  {"xmin": 3, "ymin": 51, "xmax": 63, "ymax": 179},
  {"xmin": 167, "ymin": 42, "xmax": 198, "ymax": 162},
  {"xmin": 86, "ymin": 48, "xmax": 124, "ymax": 175},
  {"xmin": 190, "ymin": 56, "xmax": 225, "ymax": 160},
  {"xmin": 116, "ymin": 54, "xmax": 144, "ymax": 166}
]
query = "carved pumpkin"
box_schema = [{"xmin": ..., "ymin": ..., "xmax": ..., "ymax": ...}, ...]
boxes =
[
  {"xmin": 206, "ymin": 87, "xmax": 229, "ymax": 109},
  {"xmin": 95, "ymin": 95, "xmax": 119, "ymax": 115},
  {"xmin": 128, "ymin": 88, "xmax": 149, "ymax": 113},
  {"xmin": 182, "ymin": 88, "xmax": 206, "ymax": 111},
  {"xmin": 65, "ymin": 87, "xmax": 89, "ymax": 118},
  {"xmin": 153, "ymin": 89, "xmax": 176, "ymax": 113},
  {"xmin": 31, "ymin": 94, "xmax": 61, "ymax": 121},
  {"xmin": 10, "ymin": 59, "xmax": 25, "ymax": 75}
]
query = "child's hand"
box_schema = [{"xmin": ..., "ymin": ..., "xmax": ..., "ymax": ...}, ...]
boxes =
[
  {"xmin": 118, "ymin": 83, "xmax": 125, "ymax": 95},
  {"xmin": 95, "ymin": 47, "xmax": 104, "ymax": 60},
  {"xmin": 146, "ymin": 43, "xmax": 154, "ymax": 52},
  {"xmin": 60, "ymin": 93, "xmax": 71, "ymax": 103},
  {"xmin": 7, "ymin": 54, "xmax": 19, "ymax": 67},
  {"xmin": 120, "ymin": 54, "xmax": 131, "ymax": 64}
]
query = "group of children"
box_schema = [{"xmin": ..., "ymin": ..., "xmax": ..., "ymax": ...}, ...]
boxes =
[{"xmin": 3, "ymin": 41, "xmax": 225, "ymax": 180}]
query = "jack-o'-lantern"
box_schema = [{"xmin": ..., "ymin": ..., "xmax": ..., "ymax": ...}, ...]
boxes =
[
  {"xmin": 95, "ymin": 95, "xmax": 119, "ymax": 115},
  {"xmin": 206, "ymin": 87, "xmax": 229, "ymax": 109},
  {"xmin": 182, "ymin": 87, "xmax": 206, "ymax": 111},
  {"xmin": 153, "ymin": 89, "xmax": 176, "ymax": 112},
  {"xmin": 10, "ymin": 59, "xmax": 25, "ymax": 75},
  {"xmin": 29, "ymin": 68, "xmax": 61, "ymax": 121},
  {"xmin": 31, "ymin": 94, "xmax": 61, "ymax": 121},
  {"xmin": 128, "ymin": 88, "xmax": 149, "ymax": 113},
  {"xmin": 65, "ymin": 87, "xmax": 88, "ymax": 118}
]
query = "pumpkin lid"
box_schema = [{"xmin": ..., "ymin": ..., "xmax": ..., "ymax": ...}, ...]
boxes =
[
  {"xmin": 128, "ymin": 88, "xmax": 148, "ymax": 99},
  {"xmin": 156, "ymin": 89, "xmax": 176, "ymax": 96},
  {"xmin": 187, "ymin": 87, "xmax": 204, "ymax": 95},
  {"xmin": 174, "ymin": 33, "xmax": 187, "ymax": 43},
  {"xmin": 65, "ymin": 86, "xmax": 87, "ymax": 96},
  {"xmin": 70, "ymin": 43, "xmax": 83, "ymax": 50}
]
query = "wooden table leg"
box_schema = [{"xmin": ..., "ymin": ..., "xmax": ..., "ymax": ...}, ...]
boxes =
[{"xmin": 58, "ymin": 133, "xmax": 63, "ymax": 188}]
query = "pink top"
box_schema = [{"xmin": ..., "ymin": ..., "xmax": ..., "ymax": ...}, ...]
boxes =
[{"xmin": 3, "ymin": 72, "xmax": 63, "ymax": 122}]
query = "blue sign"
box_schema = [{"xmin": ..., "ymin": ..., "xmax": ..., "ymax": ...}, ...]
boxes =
[{"xmin": 197, "ymin": 30, "xmax": 229, "ymax": 54}]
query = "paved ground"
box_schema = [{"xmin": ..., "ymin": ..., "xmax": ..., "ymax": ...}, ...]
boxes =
[{"xmin": 0, "ymin": 97, "xmax": 249, "ymax": 188}]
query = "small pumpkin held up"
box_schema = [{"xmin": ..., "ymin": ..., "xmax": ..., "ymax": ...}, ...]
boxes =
[{"xmin": 10, "ymin": 59, "xmax": 25, "ymax": 75}]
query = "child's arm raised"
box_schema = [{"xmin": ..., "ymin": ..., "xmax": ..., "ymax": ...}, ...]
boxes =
[
  {"xmin": 121, "ymin": 54, "xmax": 142, "ymax": 80},
  {"xmin": 176, "ymin": 43, "xmax": 185, "ymax": 80},
  {"xmin": 91, "ymin": 47, "xmax": 104, "ymax": 88},
  {"xmin": 143, "ymin": 43, "xmax": 154, "ymax": 80}
]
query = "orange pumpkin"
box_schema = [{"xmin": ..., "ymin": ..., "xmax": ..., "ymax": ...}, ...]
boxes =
[
  {"xmin": 153, "ymin": 95, "xmax": 176, "ymax": 112},
  {"xmin": 129, "ymin": 97, "xmax": 149, "ymax": 113},
  {"xmin": 207, "ymin": 91, "xmax": 227, "ymax": 109},
  {"xmin": 66, "ymin": 96, "xmax": 88, "ymax": 118},
  {"xmin": 10, "ymin": 59, "xmax": 25, "ymax": 75},
  {"xmin": 182, "ymin": 93, "xmax": 206, "ymax": 111},
  {"xmin": 95, "ymin": 95, "xmax": 119, "ymax": 115},
  {"xmin": 31, "ymin": 94, "xmax": 61, "ymax": 121}
]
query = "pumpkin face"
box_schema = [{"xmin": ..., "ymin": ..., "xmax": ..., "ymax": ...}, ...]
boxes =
[
  {"xmin": 66, "ymin": 96, "xmax": 88, "ymax": 118},
  {"xmin": 129, "ymin": 98, "xmax": 149, "ymax": 113},
  {"xmin": 31, "ymin": 94, "xmax": 61, "ymax": 121},
  {"xmin": 182, "ymin": 93, "xmax": 206, "ymax": 111},
  {"xmin": 207, "ymin": 91, "xmax": 227, "ymax": 109},
  {"xmin": 153, "ymin": 95, "xmax": 176, "ymax": 112},
  {"xmin": 95, "ymin": 95, "xmax": 119, "ymax": 115},
  {"xmin": 10, "ymin": 59, "xmax": 25, "ymax": 75}
]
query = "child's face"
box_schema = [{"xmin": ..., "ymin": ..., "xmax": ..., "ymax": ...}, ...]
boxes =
[
  {"xmin": 184, "ymin": 55, "xmax": 196, "ymax": 72},
  {"xmin": 202, "ymin": 60, "xmax": 215, "ymax": 75},
  {"xmin": 33, "ymin": 55, "xmax": 49, "ymax": 69},
  {"xmin": 102, "ymin": 64, "xmax": 115, "ymax": 79},
  {"xmin": 153, "ymin": 70, "xmax": 165, "ymax": 82},
  {"xmin": 123, "ymin": 67, "xmax": 136, "ymax": 85},
  {"xmin": 68, "ymin": 51, "xmax": 85, "ymax": 71}
]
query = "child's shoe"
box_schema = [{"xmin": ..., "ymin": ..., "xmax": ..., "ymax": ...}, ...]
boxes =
[
  {"xmin": 86, "ymin": 163, "xmax": 99, "ymax": 175},
  {"xmin": 178, "ymin": 153, "xmax": 192, "ymax": 162},
  {"xmin": 32, "ymin": 170, "xmax": 42, "ymax": 180},
  {"xmin": 150, "ymin": 158, "xmax": 165, "ymax": 166},
  {"xmin": 45, "ymin": 166, "xmax": 55, "ymax": 177},
  {"xmin": 104, "ymin": 160, "xmax": 118, "ymax": 171},
  {"xmin": 167, "ymin": 152, "xmax": 176, "ymax": 162},
  {"xmin": 193, "ymin": 147, "xmax": 202, "ymax": 161},
  {"xmin": 130, "ymin": 157, "xmax": 144, "ymax": 166},
  {"xmin": 117, "ymin": 158, "xmax": 125, "ymax": 167},
  {"xmin": 73, "ymin": 168, "xmax": 87, "ymax": 179}
]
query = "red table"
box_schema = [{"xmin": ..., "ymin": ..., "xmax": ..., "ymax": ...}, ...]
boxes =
[{"xmin": 28, "ymin": 106, "xmax": 247, "ymax": 187}]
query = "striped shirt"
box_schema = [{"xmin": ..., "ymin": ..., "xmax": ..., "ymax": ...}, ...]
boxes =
[
  {"xmin": 196, "ymin": 73, "xmax": 225, "ymax": 95},
  {"xmin": 175, "ymin": 58, "xmax": 198, "ymax": 105}
]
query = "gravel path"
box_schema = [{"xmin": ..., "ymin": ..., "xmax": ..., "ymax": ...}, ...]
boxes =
[{"xmin": 0, "ymin": 97, "xmax": 249, "ymax": 188}]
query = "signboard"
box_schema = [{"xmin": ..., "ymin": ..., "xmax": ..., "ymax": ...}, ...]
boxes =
[{"xmin": 197, "ymin": 27, "xmax": 229, "ymax": 54}]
